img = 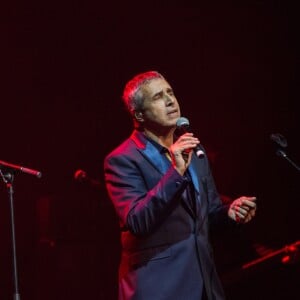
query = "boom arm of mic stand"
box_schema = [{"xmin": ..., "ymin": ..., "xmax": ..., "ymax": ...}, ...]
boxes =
[
  {"xmin": 0, "ymin": 160, "xmax": 42, "ymax": 178},
  {"xmin": 276, "ymin": 149, "xmax": 300, "ymax": 172},
  {"xmin": 242, "ymin": 240, "xmax": 300, "ymax": 269}
]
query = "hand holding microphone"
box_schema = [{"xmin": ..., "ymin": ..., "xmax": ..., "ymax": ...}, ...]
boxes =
[
  {"xmin": 169, "ymin": 117, "xmax": 202, "ymax": 175},
  {"xmin": 169, "ymin": 132, "xmax": 200, "ymax": 175},
  {"xmin": 176, "ymin": 117, "xmax": 205, "ymax": 158}
]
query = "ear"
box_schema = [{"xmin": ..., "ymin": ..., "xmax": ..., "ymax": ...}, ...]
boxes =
[{"xmin": 134, "ymin": 111, "xmax": 144, "ymax": 123}]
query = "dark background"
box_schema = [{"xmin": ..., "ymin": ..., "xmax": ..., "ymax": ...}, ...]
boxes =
[{"xmin": 1, "ymin": 1, "xmax": 299, "ymax": 299}]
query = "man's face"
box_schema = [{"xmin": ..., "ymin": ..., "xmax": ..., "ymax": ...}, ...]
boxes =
[{"xmin": 138, "ymin": 78, "xmax": 181, "ymax": 131}]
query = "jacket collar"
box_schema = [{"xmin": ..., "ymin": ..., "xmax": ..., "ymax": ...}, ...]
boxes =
[
  {"xmin": 130, "ymin": 130, "xmax": 200, "ymax": 193},
  {"xmin": 130, "ymin": 130, "xmax": 170, "ymax": 175}
]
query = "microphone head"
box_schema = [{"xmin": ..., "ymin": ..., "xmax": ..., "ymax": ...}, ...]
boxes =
[
  {"xmin": 270, "ymin": 133, "xmax": 288, "ymax": 148},
  {"xmin": 176, "ymin": 117, "xmax": 205, "ymax": 158},
  {"xmin": 74, "ymin": 169, "xmax": 87, "ymax": 182},
  {"xmin": 176, "ymin": 117, "xmax": 190, "ymax": 129}
]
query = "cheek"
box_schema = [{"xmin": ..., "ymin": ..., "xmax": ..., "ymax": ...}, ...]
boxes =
[
  {"xmin": 145, "ymin": 103, "xmax": 165, "ymax": 116},
  {"xmin": 145, "ymin": 110, "xmax": 161, "ymax": 120}
]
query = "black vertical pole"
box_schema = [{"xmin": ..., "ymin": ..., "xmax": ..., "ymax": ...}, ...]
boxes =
[{"xmin": 7, "ymin": 177, "xmax": 21, "ymax": 300}]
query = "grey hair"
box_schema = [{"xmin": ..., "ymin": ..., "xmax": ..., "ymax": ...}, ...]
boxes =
[{"xmin": 122, "ymin": 71, "xmax": 165, "ymax": 117}]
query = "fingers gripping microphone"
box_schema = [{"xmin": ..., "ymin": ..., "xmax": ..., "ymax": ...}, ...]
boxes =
[{"xmin": 176, "ymin": 117, "xmax": 205, "ymax": 158}]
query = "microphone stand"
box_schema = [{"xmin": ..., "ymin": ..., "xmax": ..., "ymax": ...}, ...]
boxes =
[
  {"xmin": 0, "ymin": 160, "xmax": 41, "ymax": 300},
  {"xmin": 270, "ymin": 133, "xmax": 300, "ymax": 173},
  {"xmin": 276, "ymin": 149, "xmax": 300, "ymax": 173},
  {"xmin": 0, "ymin": 169, "xmax": 21, "ymax": 300}
]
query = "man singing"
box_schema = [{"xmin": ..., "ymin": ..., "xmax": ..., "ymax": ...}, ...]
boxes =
[{"xmin": 104, "ymin": 71, "xmax": 256, "ymax": 300}]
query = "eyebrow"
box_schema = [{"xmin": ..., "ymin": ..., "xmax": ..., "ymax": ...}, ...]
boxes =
[
  {"xmin": 151, "ymin": 87, "xmax": 174, "ymax": 99},
  {"xmin": 151, "ymin": 90, "xmax": 163, "ymax": 99}
]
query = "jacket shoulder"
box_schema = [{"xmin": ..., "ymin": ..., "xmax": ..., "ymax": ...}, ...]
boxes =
[
  {"xmin": 104, "ymin": 138, "xmax": 135, "ymax": 161},
  {"xmin": 104, "ymin": 130, "xmax": 146, "ymax": 162}
]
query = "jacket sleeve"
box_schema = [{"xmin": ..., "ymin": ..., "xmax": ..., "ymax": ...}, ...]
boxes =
[
  {"xmin": 197, "ymin": 152, "xmax": 231, "ymax": 228},
  {"xmin": 104, "ymin": 153, "xmax": 189, "ymax": 236}
]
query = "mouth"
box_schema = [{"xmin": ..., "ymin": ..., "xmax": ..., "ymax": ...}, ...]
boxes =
[{"xmin": 167, "ymin": 109, "xmax": 178, "ymax": 115}]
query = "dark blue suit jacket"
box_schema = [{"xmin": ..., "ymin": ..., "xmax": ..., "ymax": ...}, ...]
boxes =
[{"xmin": 104, "ymin": 130, "xmax": 229, "ymax": 300}]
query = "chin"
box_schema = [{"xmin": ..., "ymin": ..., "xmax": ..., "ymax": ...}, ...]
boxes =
[
  {"xmin": 171, "ymin": 115, "xmax": 180, "ymax": 125},
  {"xmin": 166, "ymin": 119, "xmax": 177, "ymax": 128}
]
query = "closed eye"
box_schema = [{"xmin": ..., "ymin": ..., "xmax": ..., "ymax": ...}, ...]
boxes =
[
  {"xmin": 152, "ymin": 91, "xmax": 163, "ymax": 100},
  {"xmin": 167, "ymin": 88, "xmax": 174, "ymax": 96}
]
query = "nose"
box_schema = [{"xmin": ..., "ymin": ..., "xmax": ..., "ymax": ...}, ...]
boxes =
[{"xmin": 165, "ymin": 94, "xmax": 175, "ymax": 106}]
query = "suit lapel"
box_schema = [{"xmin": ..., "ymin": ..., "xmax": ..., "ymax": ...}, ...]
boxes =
[
  {"xmin": 130, "ymin": 130, "xmax": 170, "ymax": 175},
  {"xmin": 187, "ymin": 155, "xmax": 204, "ymax": 218},
  {"xmin": 131, "ymin": 130, "xmax": 201, "ymax": 218},
  {"xmin": 142, "ymin": 142, "xmax": 170, "ymax": 174},
  {"xmin": 188, "ymin": 156, "xmax": 200, "ymax": 194}
]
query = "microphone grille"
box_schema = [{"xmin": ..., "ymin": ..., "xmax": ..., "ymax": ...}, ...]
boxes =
[
  {"xmin": 176, "ymin": 117, "xmax": 190, "ymax": 128},
  {"xmin": 270, "ymin": 133, "xmax": 288, "ymax": 148},
  {"xmin": 74, "ymin": 169, "xmax": 87, "ymax": 182}
]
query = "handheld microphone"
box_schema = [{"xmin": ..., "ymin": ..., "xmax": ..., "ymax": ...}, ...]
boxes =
[{"xmin": 176, "ymin": 117, "xmax": 205, "ymax": 158}]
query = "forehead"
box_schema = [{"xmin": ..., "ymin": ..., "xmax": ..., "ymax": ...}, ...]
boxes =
[{"xmin": 141, "ymin": 78, "xmax": 172, "ymax": 96}]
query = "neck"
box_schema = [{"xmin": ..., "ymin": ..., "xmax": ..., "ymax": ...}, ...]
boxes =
[{"xmin": 144, "ymin": 128, "xmax": 175, "ymax": 148}]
